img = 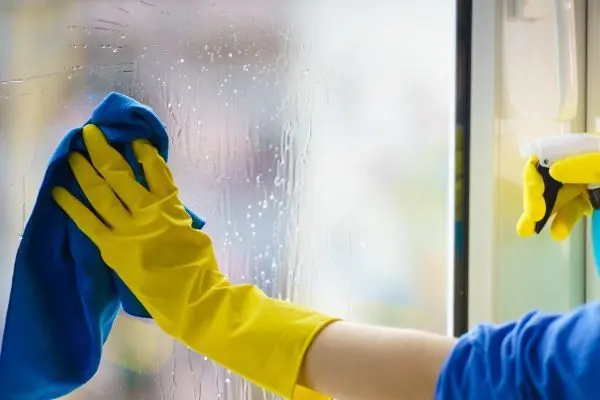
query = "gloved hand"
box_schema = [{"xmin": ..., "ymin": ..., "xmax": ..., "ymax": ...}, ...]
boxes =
[
  {"xmin": 550, "ymin": 152, "xmax": 600, "ymax": 186},
  {"xmin": 52, "ymin": 124, "xmax": 338, "ymax": 400},
  {"xmin": 517, "ymin": 155, "xmax": 592, "ymax": 241}
]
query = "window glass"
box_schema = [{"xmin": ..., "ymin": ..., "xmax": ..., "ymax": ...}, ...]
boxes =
[{"xmin": 0, "ymin": 1, "xmax": 455, "ymax": 398}]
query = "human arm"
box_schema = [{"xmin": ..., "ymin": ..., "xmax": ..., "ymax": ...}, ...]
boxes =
[
  {"xmin": 302, "ymin": 143, "xmax": 600, "ymax": 400},
  {"xmin": 299, "ymin": 322, "xmax": 455, "ymax": 400},
  {"xmin": 54, "ymin": 124, "xmax": 600, "ymax": 400},
  {"xmin": 52, "ymin": 124, "xmax": 456, "ymax": 399},
  {"xmin": 302, "ymin": 300, "xmax": 600, "ymax": 400}
]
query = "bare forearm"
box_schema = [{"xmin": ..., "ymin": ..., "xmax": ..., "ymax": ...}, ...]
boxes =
[{"xmin": 299, "ymin": 321, "xmax": 456, "ymax": 400}]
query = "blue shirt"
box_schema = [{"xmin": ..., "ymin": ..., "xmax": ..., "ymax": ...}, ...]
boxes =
[{"xmin": 436, "ymin": 301, "xmax": 600, "ymax": 399}]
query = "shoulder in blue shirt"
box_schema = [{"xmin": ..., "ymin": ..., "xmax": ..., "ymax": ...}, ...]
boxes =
[{"xmin": 436, "ymin": 301, "xmax": 600, "ymax": 399}]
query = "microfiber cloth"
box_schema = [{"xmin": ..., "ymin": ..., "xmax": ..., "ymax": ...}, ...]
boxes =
[{"xmin": 0, "ymin": 92, "xmax": 205, "ymax": 399}]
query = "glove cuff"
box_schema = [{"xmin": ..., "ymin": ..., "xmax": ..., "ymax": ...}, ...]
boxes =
[{"xmin": 177, "ymin": 281, "xmax": 339, "ymax": 399}]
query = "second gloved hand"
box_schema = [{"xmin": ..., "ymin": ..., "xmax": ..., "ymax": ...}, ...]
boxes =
[
  {"xmin": 53, "ymin": 124, "xmax": 337, "ymax": 399},
  {"xmin": 516, "ymin": 155, "xmax": 592, "ymax": 241},
  {"xmin": 550, "ymin": 151, "xmax": 600, "ymax": 187}
]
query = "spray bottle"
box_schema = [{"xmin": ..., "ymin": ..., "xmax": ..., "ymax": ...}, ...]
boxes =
[{"xmin": 520, "ymin": 133, "xmax": 600, "ymax": 273}]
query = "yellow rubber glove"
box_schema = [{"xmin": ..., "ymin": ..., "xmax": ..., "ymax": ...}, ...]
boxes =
[
  {"xmin": 516, "ymin": 155, "xmax": 591, "ymax": 241},
  {"xmin": 52, "ymin": 124, "xmax": 338, "ymax": 400},
  {"xmin": 550, "ymin": 152, "xmax": 600, "ymax": 185}
]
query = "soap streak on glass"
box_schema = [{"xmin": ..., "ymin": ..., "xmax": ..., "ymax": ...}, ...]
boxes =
[{"xmin": 0, "ymin": 0, "xmax": 455, "ymax": 399}]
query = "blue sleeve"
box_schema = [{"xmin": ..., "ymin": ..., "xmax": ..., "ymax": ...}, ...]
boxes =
[{"xmin": 436, "ymin": 301, "xmax": 600, "ymax": 399}]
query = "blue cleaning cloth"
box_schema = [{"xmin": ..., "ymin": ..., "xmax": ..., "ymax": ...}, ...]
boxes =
[{"xmin": 0, "ymin": 92, "xmax": 205, "ymax": 399}]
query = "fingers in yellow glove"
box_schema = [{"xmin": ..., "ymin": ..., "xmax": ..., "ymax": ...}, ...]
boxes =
[
  {"xmin": 523, "ymin": 156, "xmax": 546, "ymax": 220},
  {"xmin": 82, "ymin": 124, "xmax": 149, "ymax": 210},
  {"xmin": 547, "ymin": 151, "xmax": 599, "ymax": 241},
  {"xmin": 518, "ymin": 184, "xmax": 588, "ymax": 241},
  {"xmin": 52, "ymin": 186, "xmax": 109, "ymax": 242},
  {"xmin": 517, "ymin": 156, "xmax": 546, "ymax": 237},
  {"xmin": 550, "ymin": 191, "xmax": 591, "ymax": 241},
  {"xmin": 55, "ymin": 125, "xmax": 182, "ymax": 230},
  {"xmin": 53, "ymin": 124, "xmax": 165, "ymax": 237},
  {"xmin": 68, "ymin": 152, "xmax": 130, "ymax": 226},
  {"xmin": 517, "ymin": 156, "xmax": 587, "ymax": 239},
  {"xmin": 53, "ymin": 124, "xmax": 336, "ymax": 399},
  {"xmin": 550, "ymin": 153, "xmax": 600, "ymax": 184},
  {"xmin": 131, "ymin": 139, "xmax": 178, "ymax": 198}
]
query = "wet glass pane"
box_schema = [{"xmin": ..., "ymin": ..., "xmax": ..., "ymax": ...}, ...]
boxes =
[{"xmin": 0, "ymin": 1, "xmax": 456, "ymax": 398}]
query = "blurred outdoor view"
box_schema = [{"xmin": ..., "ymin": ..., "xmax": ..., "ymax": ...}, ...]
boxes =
[{"xmin": 0, "ymin": 0, "xmax": 456, "ymax": 399}]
